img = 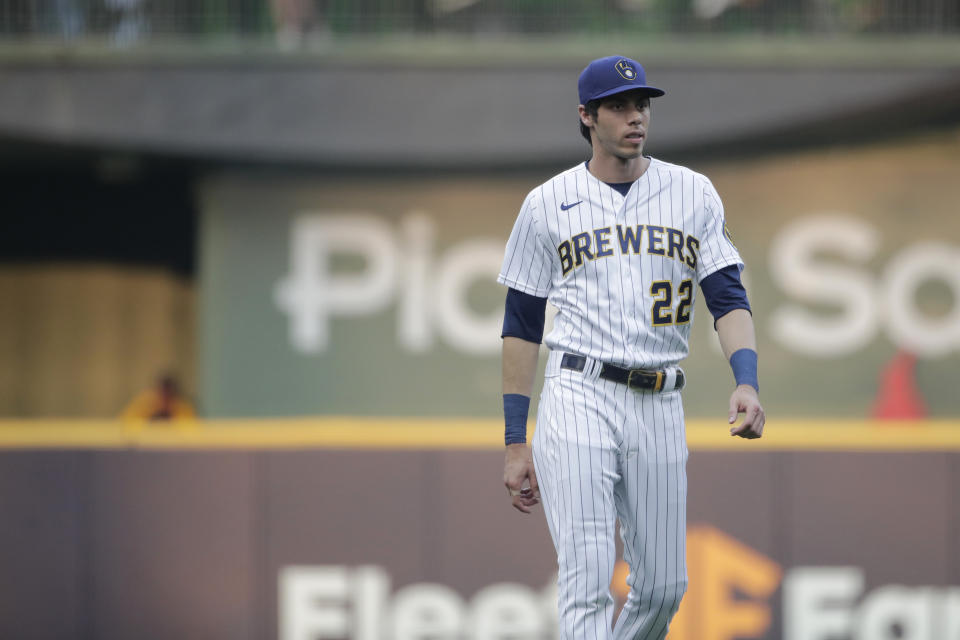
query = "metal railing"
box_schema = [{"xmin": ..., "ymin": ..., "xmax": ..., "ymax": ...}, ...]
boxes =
[{"xmin": 1, "ymin": 0, "xmax": 958, "ymax": 46}]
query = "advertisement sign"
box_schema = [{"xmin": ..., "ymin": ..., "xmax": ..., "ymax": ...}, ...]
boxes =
[{"xmin": 199, "ymin": 136, "xmax": 960, "ymax": 417}]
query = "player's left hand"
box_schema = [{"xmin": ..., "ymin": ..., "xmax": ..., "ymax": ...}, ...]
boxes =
[{"xmin": 728, "ymin": 384, "xmax": 765, "ymax": 439}]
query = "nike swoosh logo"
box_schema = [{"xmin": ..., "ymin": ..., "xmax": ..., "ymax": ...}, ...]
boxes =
[{"xmin": 560, "ymin": 200, "xmax": 583, "ymax": 211}]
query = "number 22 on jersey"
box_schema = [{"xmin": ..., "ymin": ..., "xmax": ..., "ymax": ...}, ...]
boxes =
[{"xmin": 650, "ymin": 279, "xmax": 693, "ymax": 326}]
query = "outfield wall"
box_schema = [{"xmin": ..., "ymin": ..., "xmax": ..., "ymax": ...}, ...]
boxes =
[{"xmin": 1, "ymin": 420, "xmax": 958, "ymax": 640}]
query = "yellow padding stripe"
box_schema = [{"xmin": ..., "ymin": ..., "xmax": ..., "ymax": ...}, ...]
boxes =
[{"xmin": 0, "ymin": 418, "xmax": 959, "ymax": 451}]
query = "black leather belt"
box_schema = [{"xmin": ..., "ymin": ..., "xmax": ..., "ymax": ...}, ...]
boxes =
[{"xmin": 560, "ymin": 353, "xmax": 685, "ymax": 392}]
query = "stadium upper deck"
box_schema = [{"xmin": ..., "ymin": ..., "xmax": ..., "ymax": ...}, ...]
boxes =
[{"xmin": 1, "ymin": 0, "xmax": 958, "ymax": 48}]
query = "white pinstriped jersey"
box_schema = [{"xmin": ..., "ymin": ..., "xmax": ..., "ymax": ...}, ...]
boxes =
[{"xmin": 498, "ymin": 158, "xmax": 743, "ymax": 369}]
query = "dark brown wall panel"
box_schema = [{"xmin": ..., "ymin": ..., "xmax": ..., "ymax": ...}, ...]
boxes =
[
  {"xmin": 87, "ymin": 452, "xmax": 256, "ymax": 640},
  {"xmin": 0, "ymin": 448, "xmax": 956, "ymax": 639},
  {"xmin": 0, "ymin": 452, "xmax": 83, "ymax": 640},
  {"xmin": 786, "ymin": 452, "xmax": 952, "ymax": 587},
  {"xmin": 687, "ymin": 451, "xmax": 781, "ymax": 556},
  {"xmin": 431, "ymin": 450, "xmax": 556, "ymax": 592}
]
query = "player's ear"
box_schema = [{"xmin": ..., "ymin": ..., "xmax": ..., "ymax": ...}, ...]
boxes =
[{"xmin": 578, "ymin": 104, "xmax": 594, "ymax": 127}]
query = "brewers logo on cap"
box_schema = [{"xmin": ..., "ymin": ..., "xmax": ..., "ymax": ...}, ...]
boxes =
[
  {"xmin": 577, "ymin": 55, "xmax": 665, "ymax": 104},
  {"xmin": 615, "ymin": 59, "xmax": 637, "ymax": 81}
]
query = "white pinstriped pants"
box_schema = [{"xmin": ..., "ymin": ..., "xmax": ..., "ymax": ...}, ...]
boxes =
[{"xmin": 533, "ymin": 351, "xmax": 689, "ymax": 640}]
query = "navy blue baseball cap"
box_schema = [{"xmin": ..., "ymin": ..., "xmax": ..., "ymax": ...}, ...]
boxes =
[{"xmin": 578, "ymin": 56, "xmax": 665, "ymax": 105}]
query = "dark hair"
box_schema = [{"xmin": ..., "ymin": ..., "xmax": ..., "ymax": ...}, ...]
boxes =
[{"xmin": 579, "ymin": 99, "xmax": 601, "ymax": 145}]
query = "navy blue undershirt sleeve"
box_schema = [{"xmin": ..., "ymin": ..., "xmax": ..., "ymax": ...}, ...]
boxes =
[
  {"xmin": 700, "ymin": 264, "xmax": 751, "ymax": 325},
  {"xmin": 501, "ymin": 288, "xmax": 548, "ymax": 344}
]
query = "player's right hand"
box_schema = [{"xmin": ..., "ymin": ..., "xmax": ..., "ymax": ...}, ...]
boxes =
[{"xmin": 503, "ymin": 444, "xmax": 540, "ymax": 514}]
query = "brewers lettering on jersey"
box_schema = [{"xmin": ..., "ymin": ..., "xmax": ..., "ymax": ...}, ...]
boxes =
[{"xmin": 499, "ymin": 56, "xmax": 765, "ymax": 640}]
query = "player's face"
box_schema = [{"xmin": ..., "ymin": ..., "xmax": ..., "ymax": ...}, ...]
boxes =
[{"xmin": 583, "ymin": 91, "xmax": 651, "ymax": 160}]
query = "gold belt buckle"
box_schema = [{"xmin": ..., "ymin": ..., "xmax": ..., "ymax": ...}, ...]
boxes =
[{"xmin": 627, "ymin": 369, "xmax": 664, "ymax": 391}]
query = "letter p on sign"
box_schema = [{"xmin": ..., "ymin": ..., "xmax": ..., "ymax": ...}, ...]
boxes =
[{"xmin": 274, "ymin": 214, "xmax": 399, "ymax": 353}]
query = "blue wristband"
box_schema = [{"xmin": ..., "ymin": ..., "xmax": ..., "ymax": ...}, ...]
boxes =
[
  {"xmin": 729, "ymin": 348, "xmax": 759, "ymax": 391},
  {"xmin": 503, "ymin": 393, "xmax": 530, "ymax": 445}
]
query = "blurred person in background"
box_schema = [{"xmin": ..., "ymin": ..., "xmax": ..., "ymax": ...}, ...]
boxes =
[
  {"xmin": 121, "ymin": 373, "xmax": 196, "ymax": 421},
  {"xmin": 271, "ymin": 0, "xmax": 328, "ymax": 50},
  {"xmin": 40, "ymin": 0, "xmax": 85, "ymax": 39},
  {"xmin": 105, "ymin": 0, "xmax": 147, "ymax": 46}
]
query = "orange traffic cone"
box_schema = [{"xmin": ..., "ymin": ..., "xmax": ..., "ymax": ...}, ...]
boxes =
[{"xmin": 871, "ymin": 350, "xmax": 927, "ymax": 420}]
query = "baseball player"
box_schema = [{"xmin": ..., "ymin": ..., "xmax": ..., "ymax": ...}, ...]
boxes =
[{"xmin": 498, "ymin": 56, "xmax": 765, "ymax": 639}]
